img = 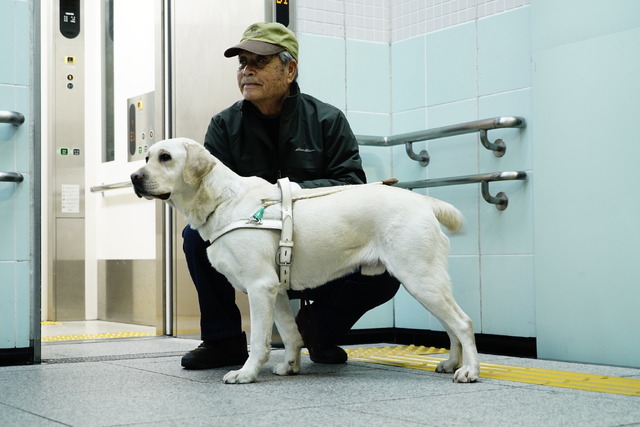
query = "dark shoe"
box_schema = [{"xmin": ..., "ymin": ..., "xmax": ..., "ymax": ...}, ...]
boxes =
[
  {"xmin": 181, "ymin": 332, "xmax": 248, "ymax": 370},
  {"xmin": 308, "ymin": 346, "xmax": 348, "ymax": 364}
]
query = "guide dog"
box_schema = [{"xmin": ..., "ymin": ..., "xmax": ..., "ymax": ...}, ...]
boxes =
[{"xmin": 131, "ymin": 137, "xmax": 480, "ymax": 384}]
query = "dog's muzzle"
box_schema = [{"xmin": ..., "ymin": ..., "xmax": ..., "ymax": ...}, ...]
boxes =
[{"xmin": 130, "ymin": 171, "xmax": 171, "ymax": 200}]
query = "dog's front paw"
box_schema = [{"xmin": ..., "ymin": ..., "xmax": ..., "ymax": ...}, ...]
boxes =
[
  {"xmin": 452, "ymin": 365, "xmax": 479, "ymax": 383},
  {"xmin": 273, "ymin": 359, "xmax": 300, "ymax": 376},
  {"xmin": 435, "ymin": 358, "xmax": 460, "ymax": 374},
  {"xmin": 223, "ymin": 369, "xmax": 257, "ymax": 384}
]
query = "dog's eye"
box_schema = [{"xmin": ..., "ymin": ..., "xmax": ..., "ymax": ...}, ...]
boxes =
[{"xmin": 159, "ymin": 153, "xmax": 172, "ymax": 162}]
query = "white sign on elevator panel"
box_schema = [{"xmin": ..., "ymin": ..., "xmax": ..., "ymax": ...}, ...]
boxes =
[{"xmin": 61, "ymin": 184, "xmax": 80, "ymax": 213}]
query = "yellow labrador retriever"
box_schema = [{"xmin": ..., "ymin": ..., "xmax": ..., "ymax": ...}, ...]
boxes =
[{"xmin": 131, "ymin": 137, "xmax": 480, "ymax": 384}]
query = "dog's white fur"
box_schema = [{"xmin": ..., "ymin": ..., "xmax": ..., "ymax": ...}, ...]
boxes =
[{"xmin": 131, "ymin": 138, "xmax": 480, "ymax": 384}]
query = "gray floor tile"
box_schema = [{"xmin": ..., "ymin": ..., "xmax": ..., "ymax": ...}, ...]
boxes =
[{"xmin": 0, "ymin": 337, "xmax": 638, "ymax": 427}]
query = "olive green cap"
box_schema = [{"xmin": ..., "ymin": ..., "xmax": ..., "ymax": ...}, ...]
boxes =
[{"xmin": 224, "ymin": 22, "xmax": 299, "ymax": 61}]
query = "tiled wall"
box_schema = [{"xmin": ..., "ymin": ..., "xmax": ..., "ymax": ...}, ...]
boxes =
[
  {"xmin": 298, "ymin": 0, "xmax": 530, "ymax": 42},
  {"xmin": 298, "ymin": 1, "xmax": 533, "ymax": 337},
  {"xmin": 0, "ymin": 0, "xmax": 32, "ymax": 349}
]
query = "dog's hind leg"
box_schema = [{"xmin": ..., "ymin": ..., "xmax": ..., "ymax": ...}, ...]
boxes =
[
  {"xmin": 399, "ymin": 268, "xmax": 480, "ymax": 383},
  {"xmin": 272, "ymin": 292, "xmax": 303, "ymax": 376},
  {"xmin": 435, "ymin": 324, "xmax": 463, "ymax": 373},
  {"xmin": 223, "ymin": 279, "xmax": 278, "ymax": 384}
]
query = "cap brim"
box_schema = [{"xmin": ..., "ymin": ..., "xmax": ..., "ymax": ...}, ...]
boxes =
[{"xmin": 224, "ymin": 40, "xmax": 285, "ymax": 58}]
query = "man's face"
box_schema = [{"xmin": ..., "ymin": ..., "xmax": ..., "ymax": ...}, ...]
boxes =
[{"xmin": 236, "ymin": 51, "xmax": 296, "ymax": 114}]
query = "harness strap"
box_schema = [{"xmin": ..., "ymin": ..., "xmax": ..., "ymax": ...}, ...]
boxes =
[
  {"xmin": 207, "ymin": 219, "xmax": 283, "ymax": 244},
  {"xmin": 277, "ymin": 177, "xmax": 293, "ymax": 289},
  {"xmin": 206, "ymin": 178, "xmax": 294, "ymax": 289}
]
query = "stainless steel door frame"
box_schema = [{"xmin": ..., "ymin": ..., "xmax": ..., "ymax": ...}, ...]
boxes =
[{"xmin": 157, "ymin": 0, "xmax": 269, "ymax": 337}]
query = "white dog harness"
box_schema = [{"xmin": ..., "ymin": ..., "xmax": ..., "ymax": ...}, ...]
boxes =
[
  {"xmin": 206, "ymin": 178, "xmax": 397, "ymax": 288},
  {"xmin": 207, "ymin": 178, "xmax": 294, "ymax": 288}
]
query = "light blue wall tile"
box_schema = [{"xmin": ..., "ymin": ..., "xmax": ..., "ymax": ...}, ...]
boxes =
[
  {"xmin": 394, "ymin": 286, "xmax": 441, "ymax": 331},
  {"xmin": 478, "ymin": 89, "xmax": 532, "ymax": 173},
  {"xmin": 298, "ymin": 34, "xmax": 346, "ymax": 111},
  {"xmin": 426, "ymin": 23, "xmax": 477, "ymax": 106},
  {"xmin": 14, "ymin": 260, "xmax": 30, "ymax": 347},
  {"xmin": 0, "ymin": 0, "xmax": 32, "ymax": 352},
  {"xmin": 346, "ymin": 39, "xmax": 389, "ymax": 113},
  {"xmin": 391, "ymin": 108, "xmax": 428, "ymax": 183},
  {"xmin": 533, "ymin": 26, "xmax": 640, "ymax": 367},
  {"xmin": 532, "ymin": 0, "xmax": 640, "ymax": 51},
  {"xmin": 14, "ymin": 174, "xmax": 29, "ymax": 261},
  {"xmin": 0, "ymin": 262, "xmax": 16, "ymax": 346},
  {"xmin": 478, "ymin": 7, "xmax": 531, "ymax": 96},
  {"xmin": 431, "ymin": 185, "xmax": 479, "ymax": 256},
  {"xmin": 0, "ymin": 0, "xmax": 16, "ymax": 84},
  {"xmin": 348, "ymin": 111, "xmax": 391, "ymax": 182},
  {"xmin": 479, "ymin": 175, "xmax": 533, "ymax": 255},
  {"xmin": 353, "ymin": 300, "xmax": 394, "ymax": 330},
  {"xmin": 394, "ymin": 255, "xmax": 480, "ymax": 332},
  {"xmin": 481, "ymin": 255, "xmax": 535, "ymax": 337},
  {"xmin": 14, "ymin": 0, "xmax": 29, "ymax": 86},
  {"xmin": 14, "ymin": 86, "xmax": 29, "ymax": 172},
  {"xmin": 348, "ymin": 111, "xmax": 390, "ymax": 136},
  {"xmin": 450, "ymin": 255, "xmax": 482, "ymax": 331},
  {"xmin": 0, "ymin": 183, "xmax": 16, "ymax": 261},
  {"xmin": 426, "ymin": 99, "xmax": 478, "ymax": 178},
  {"xmin": 392, "ymin": 35, "xmax": 426, "ymax": 113},
  {"xmin": 0, "ymin": 85, "xmax": 18, "ymax": 172}
]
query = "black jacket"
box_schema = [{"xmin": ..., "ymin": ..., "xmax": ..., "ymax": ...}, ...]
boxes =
[{"xmin": 203, "ymin": 81, "xmax": 366, "ymax": 188}]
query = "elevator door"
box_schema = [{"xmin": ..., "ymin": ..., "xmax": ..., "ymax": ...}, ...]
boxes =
[
  {"xmin": 168, "ymin": 0, "xmax": 267, "ymax": 337},
  {"xmin": 85, "ymin": 0, "xmax": 159, "ymax": 328}
]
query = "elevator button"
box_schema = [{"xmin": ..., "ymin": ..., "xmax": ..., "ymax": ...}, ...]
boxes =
[
  {"xmin": 67, "ymin": 74, "xmax": 74, "ymax": 80},
  {"xmin": 65, "ymin": 56, "xmax": 75, "ymax": 64},
  {"xmin": 73, "ymin": 148, "xmax": 81, "ymax": 156},
  {"xmin": 60, "ymin": 148, "xmax": 69, "ymax": 155},
  {"xmin": 67, "ymin": 83, "xmax": 74, "ymax": 89}
]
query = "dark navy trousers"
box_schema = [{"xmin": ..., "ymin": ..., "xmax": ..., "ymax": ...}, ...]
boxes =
[{"xmin": 182, "ymin": 225, "xmax": 400, "ymax": 346}]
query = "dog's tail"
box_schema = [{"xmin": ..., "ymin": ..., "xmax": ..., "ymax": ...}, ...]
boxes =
[{"xmin": 430, "ymin": 197, "xmax": 464, "ymax": 233}]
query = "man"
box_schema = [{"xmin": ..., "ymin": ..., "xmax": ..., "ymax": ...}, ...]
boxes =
[{"xmin": 181, "ymin": 22, "xmax": 400, "ymax": 369}]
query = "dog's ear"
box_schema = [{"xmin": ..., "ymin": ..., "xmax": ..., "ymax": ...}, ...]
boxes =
[{"xmin": 183, "ymin": 141, "xmax": 216, "ymax": 186}]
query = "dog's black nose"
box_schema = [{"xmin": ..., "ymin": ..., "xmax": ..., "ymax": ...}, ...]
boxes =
[{"xmin": 131, "ymin": 171, "xmax": 144, "ymax": 183}]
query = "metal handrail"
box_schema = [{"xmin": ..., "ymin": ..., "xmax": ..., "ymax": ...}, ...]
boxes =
[
  {"xmin": 89, "ymin": 172, "xmax": 526, "ymax": 209},
  {"xmin": 356, "ymin": 116, "xmax": 526, "ymax": 166},
  {"xmin": 394, "ymin": 171, "xmax": 527, "ymax": 210},
  {"xmin": 0, "ymin": 172, "xmax": 24, "ymax": 183},
  {"xmin": 90, "ymin": 181, "xmax": 133, "ymax": 193},
  {"xmin": 0, "ymin": 110, "xmax": 25, "ymax": 126}
]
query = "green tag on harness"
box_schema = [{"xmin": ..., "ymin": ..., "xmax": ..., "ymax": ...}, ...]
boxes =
[{"xmin": 252, "ymin": 207, "xmax": 265, "ymax": 223}]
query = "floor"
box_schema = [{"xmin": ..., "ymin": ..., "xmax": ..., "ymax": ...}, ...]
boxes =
[{"xmin": 1, "ymin": 321, "xmax": 639, "ymax": 426}]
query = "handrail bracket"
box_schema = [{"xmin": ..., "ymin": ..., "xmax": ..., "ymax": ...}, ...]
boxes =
[
  {"xmin": 405, "ymin": 142, "xmax": 430, "ymax": 167},
  {"xmin": 481, "ymin": 181, "xmax": 508, "ymax": 210},
  {"xmin": 480, "ymin": 129, "xmax": 506, "ymax": 157}
]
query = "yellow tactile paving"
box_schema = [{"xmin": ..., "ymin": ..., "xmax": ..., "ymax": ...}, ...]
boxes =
[
  {"xmin": 345, "ymin": 345, "xmax": 640, "ymax": 397},
  {"xmin": 41, "ymin": 331, "xmax": 156, "ymax": 342}
]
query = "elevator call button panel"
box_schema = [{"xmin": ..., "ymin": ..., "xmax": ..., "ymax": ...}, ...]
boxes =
[{"xmin": 127, "ymin": 91, "xmax": 155, "ymax": 162}]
